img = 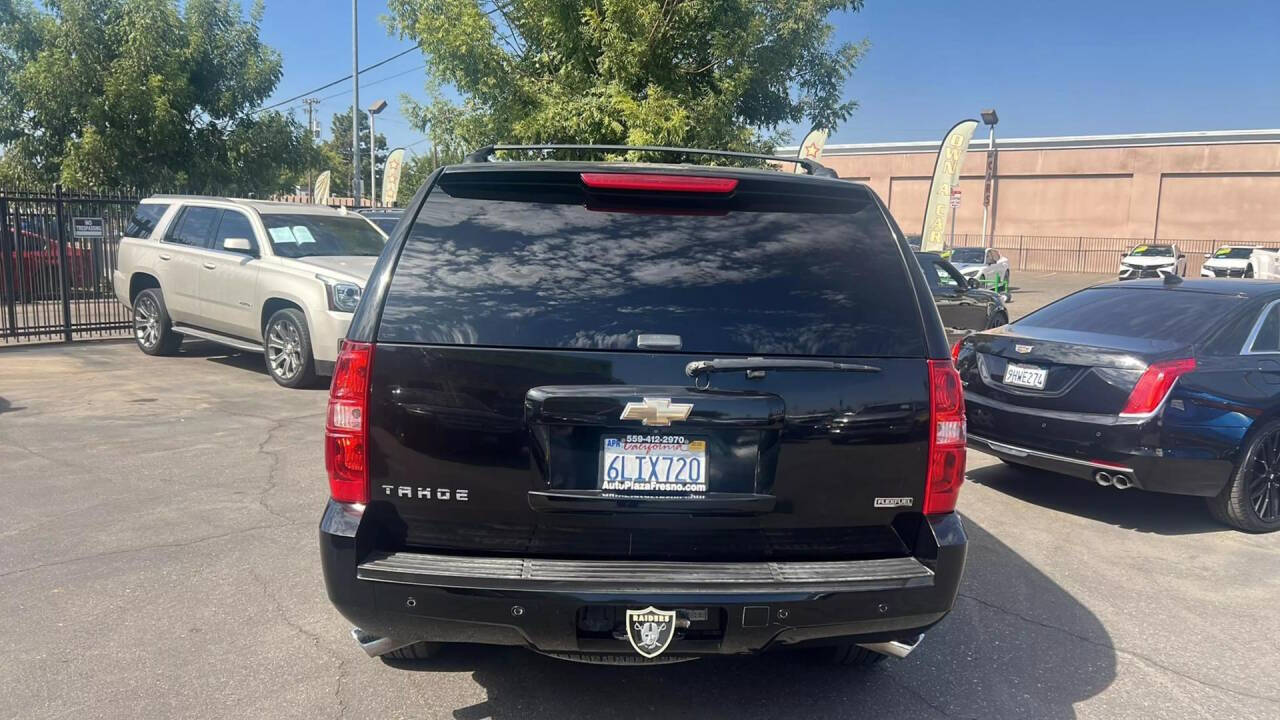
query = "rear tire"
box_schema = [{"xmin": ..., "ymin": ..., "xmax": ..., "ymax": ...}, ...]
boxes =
[
  {"xmin": 382, "ymin": 642, "xmax": 441, "ymax": 661},
  {"xmin": 827, "ymin": 643, "xmax": 888, "ymax": 667},
  {"xmin": 132, "ymin": 288, "xmax": 182, "ymax": 356},
  {"xmin": 987, "ymin": 311, "xmax": 1009, "ymax": 330},
  {"xmin": 1208, "ymin": 419, "xmax": 1280, "ymax": 532},
  {"xmin": 263, "ymin": 308, "xmax": 318, "ymax": 388}
]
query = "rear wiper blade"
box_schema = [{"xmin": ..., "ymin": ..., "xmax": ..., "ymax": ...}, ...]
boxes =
[{"xmin": 685, "ymin": 357, "xmax": 881, "ymax": 380}]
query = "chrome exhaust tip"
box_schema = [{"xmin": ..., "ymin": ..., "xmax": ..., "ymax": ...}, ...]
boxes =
[
  {"xmin": 857, "ymin": 634, "xmax": 924, "ymax": 659},
  {"xmin": 351, "ymin": 627, "xmax": 406, "ymax": 658},
  {"xmin": 1111, "ymin": 474, "xmax": 1133, "ymax": 490},
  {"xmin": 1095, "ymin": 471, "xmax": 1113, "ymax": 487}
]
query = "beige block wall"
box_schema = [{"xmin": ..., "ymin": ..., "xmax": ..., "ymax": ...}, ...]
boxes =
[
  {"xmin": 822, "ymin": 141, "xmax": 1280, "ymax": 242},
  {"xmin": 1155, "ymin": 174, "xmax": 1280, "ymax": 244}
]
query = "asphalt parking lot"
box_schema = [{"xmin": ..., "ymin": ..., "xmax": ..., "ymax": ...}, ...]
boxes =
[
  {"xmin": 1002, "ymin": 271, "xmax": 1111, "ymax": 321},
  {"xmin": 3, "ymin": 271, "xmax": 1277, "ymax": 719}
]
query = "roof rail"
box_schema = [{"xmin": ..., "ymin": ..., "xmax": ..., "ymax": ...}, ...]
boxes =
[{"xmin": 463, "ymin": 144, "xmax": 838, "ymax": 178}]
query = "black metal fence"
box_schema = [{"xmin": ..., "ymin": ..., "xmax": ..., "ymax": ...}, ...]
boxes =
[
  {"xmin": 947, "ymin": 233, "xmax": 1223, "ymax": 276},
  {"xmin": 1, "ymin": 186, "xmax": 141, "ymax": 343}
]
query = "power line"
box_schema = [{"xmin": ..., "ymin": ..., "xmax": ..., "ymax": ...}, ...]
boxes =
[
  {"xmin": 252, "ymin": 45, "xmax": 421, "ymax": 115},
  {"xmin": 312, "ymin": 64, "xmax": 427, "ymax": 106}
]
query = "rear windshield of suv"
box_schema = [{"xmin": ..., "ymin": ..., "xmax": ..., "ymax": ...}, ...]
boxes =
[
  {"xmin": 378, "ymin": 169, "xmax": 925, "ymax": 357},
  {"xmin": 1014, "ymin": 287, "xmax": 1244, "ymax": 341}
]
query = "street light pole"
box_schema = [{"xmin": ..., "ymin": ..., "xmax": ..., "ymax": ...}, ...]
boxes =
[
  {"xmin": 368, "ymin": 110, "xmax": 376, "ymax": 207},
  {"xmin": 979, "ymin": 108, "xmax": 999, "ymax": 247},
  {"xmin": 367, "ymin": 100, "xmax": 387, "ymax": 207},
  {"xmin": 351, "ymin": 0, "xmax": 361, "ymax": 206}
]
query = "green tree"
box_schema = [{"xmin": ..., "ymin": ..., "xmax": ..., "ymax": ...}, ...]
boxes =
[
  {"xmin": 0, "ymin": 0, "xmax": 308, "ymax": 193},
  {"xmin": 385, "ymin": 0, "xmax": 867, "ymax": 155},
  {"xmin": 321, "ymin": 108, "xmax": 389, "ymax": 198}
]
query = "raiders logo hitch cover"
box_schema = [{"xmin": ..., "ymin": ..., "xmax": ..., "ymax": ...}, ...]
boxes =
[{"xmin": 626, "ymin": 607, "xmax": 677, "ymax": 658}]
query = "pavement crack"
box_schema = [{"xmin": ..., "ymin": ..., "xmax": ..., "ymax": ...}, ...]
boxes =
[
  {"xmin": 881, "ymin": 671, "xmax": 976, "ymax": 719},
  {"xmin": 957, "ymin": 592, "xmax": 1280, "ymax": 706},
  {"xmin": 247, "ymin": 569, "xmax": 349, "ymax": 719},
  {"xmin": 253, "ymin": 417, "xmax": 293, "ymax": 525},
  {"xmin": 0, "ymin": 522, "xmax": 300, "ymax": 579},
  {"xmin": 0, "ymin": 436, "xmax": 87, "ymax": 471}
]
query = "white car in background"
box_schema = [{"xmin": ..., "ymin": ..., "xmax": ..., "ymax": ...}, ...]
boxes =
[
  {"xmin": 1200, "ymin": 245, "xmax": 1258, "ymax": 278},
  {"xmin": 113, "ymin": 196, "xmax": 387, "ymax": 388},
  {"xmin": 1248, "ymin": 247, "xmax": 1280, "ymax": 280},
  {"xmin": 1118, "ymin": 243, "xmax": 1185, "ymax": 280},
  {"xmin": 948, "ymin": 247, "xmax": 1011, "ymax": 288}
]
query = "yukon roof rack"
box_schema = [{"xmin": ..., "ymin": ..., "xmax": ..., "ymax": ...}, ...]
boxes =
[{"xmin": 463, "ymin": 144, "xmax": 838, "ymax": 178}]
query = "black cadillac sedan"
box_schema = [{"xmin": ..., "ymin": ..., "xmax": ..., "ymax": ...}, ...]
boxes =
[
  {"xmin": 956, "ymin": 277, "xmax": 1280, "ymax": 532},
  {"xmin": 915, "ymin": 252, "xmax": 1008, "ymax": 338}
]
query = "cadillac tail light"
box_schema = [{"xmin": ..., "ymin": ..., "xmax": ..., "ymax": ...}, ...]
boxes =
[
  {"xmin": 1120, "ymin": 358, "xmax": 1196, "ymax": 417},
  {"xmin": 325, "ymin": 340, "xmax": 373, "ymax": 504},
  {"xmin": 925, "ymin": 359, "xmax": 967, "ymax": 515}
]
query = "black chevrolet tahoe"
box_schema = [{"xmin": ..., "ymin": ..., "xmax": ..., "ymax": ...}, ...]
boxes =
[{"xmin": 319, "ymin": 146, "xmax": 968, "ymax": 666}]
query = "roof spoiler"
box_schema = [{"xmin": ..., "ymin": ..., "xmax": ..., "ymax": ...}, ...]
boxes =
[{"xmin": 463, "ymin": 144, "xmax": 838, "ymax": 178}]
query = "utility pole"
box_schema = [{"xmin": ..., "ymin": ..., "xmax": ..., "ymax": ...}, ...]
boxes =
[
  {"xmin": 302, "ymin": 98, "xmax": 320, "ymax": 201},
  {"xmin": 351, "ymin": 0, "xmax": 361, "ymax": 207}
]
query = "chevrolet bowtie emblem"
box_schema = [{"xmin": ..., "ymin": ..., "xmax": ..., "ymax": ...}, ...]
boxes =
[{"xmin": 620, "ymin": 397, "xmax": 693, "ymax": 427}]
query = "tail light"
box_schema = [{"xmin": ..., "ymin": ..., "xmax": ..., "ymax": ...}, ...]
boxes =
[
  {"xmin": 925, "ymin": 359, "xmax": 966, "ymax": 515},
  {"xmin": 951, "ymin": 338, "xmax": 964, "ymax": 364},
  {"xmin": 1120, "ymin": 358, "xmax": 1196, "ymax": 416},
  {"xmin": 325, "ymin": 340, "xmax": 373, "ymax": 504},
  {"xmin": 580, "ymin": 173, "xmax": 739, "ymax": 193}
]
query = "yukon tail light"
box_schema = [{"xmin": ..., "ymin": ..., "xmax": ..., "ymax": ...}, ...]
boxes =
[
  {"xmin": 325, "ymin": 340, "xmax": 373, "ymax": 504},
  {"xmin": 580, "ymin": 173, "xmax": 739, "ymax": 193},
  {"xmin": 925, "ymin": 359, "xmax": 966, "ymax": 515},
  {"xmin": 1120, "ymin": 358, "xmax": 1196, "ymax": 416}
]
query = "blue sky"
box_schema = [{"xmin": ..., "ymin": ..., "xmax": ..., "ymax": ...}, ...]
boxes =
[{"xmin": 255, "ymin": 0, "xmax": 1280, "ymax": 153}]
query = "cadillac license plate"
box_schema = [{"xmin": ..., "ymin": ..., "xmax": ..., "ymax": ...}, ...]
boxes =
[
  {"xmin": 1003, "ymin": 362, "xmax": 1048, "ymax": 390},
  {"xmin": 601, "ymin": 435, "xmax": 707, "ymax": 493}
]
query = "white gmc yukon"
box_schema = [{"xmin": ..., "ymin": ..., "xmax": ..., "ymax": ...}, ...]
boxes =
[{"xmin": 112, "ymin": 196, "xmax": 387, "ymax": 387}]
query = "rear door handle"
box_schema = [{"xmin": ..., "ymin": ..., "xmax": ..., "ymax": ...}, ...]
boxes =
[
  {"xmin": 158, "ymin": 253, "xmax": 171, "ymax": 261},
  {"xmin": 1256, "ymin": 360, "xmax": 1280, "ymax": 384},
  {"xmin": 202, "ymin": 262, "xmax": 217, "ymax": 270}
]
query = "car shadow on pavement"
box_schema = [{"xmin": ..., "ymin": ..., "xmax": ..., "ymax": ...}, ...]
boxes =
[
  {"xmin": 380, "ymin": 519, "xmax": 1116, "ymax": 720},
  {"xmin": 0, "ymin": 396, "xmax": 23, "ymax": 415},
  {"xmin": 175, "ymin": 340, "xmax": 328, "ymax": 390},
  {"xmin": 968, "ymin": 462, "xmax": 1226, "ymax": 536}
]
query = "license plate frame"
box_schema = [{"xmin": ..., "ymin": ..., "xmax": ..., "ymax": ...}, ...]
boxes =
[
  {"xmin": 1003, "ymin": 362, "xmax": 1048, "ymax": 390},
  {"xmin": 600, "ymin": 435, "xmax": 708, "ymax": 493}
]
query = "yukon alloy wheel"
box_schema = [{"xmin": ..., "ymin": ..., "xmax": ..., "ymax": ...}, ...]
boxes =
[{"xmin": 134, "ymin": 294, "xmax": 160, "ymax": 350}]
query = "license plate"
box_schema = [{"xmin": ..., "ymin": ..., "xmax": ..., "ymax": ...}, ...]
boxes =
[
  {"xmin": 601, "ymin": 435, "xmax": 707, "ymax": 493},
  {"xmin": 1003, "ymin": 362, "xmax": 1048, "ymax": 390}
]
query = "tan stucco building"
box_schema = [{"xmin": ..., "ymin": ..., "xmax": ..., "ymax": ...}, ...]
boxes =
[{"xmin": 794, "ymin": 129, "xmax": 1280, "ymax": 247}]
